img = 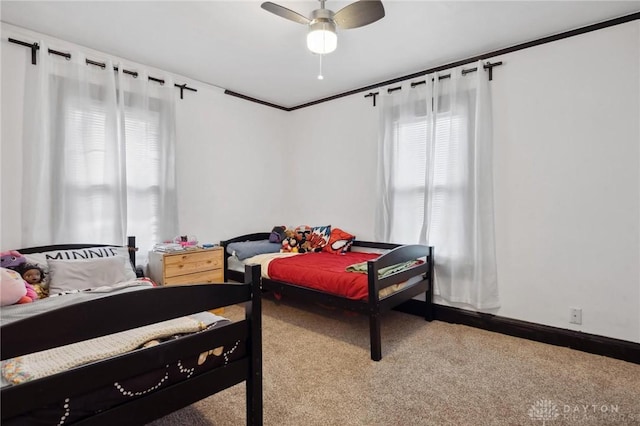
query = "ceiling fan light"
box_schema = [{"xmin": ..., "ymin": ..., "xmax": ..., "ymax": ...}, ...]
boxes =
[{"xmin": 307, "ymin": 21, "xmax": 337, "ymax": 54}]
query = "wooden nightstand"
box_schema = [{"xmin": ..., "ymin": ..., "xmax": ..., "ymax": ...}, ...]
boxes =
[{"xmin": 148, "ymin": 247, "xmax": 224, "ymax": 314}]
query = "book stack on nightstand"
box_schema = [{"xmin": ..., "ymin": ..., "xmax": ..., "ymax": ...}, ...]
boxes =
[{"xmin": 148, "ymin": 247, "xmax": 224, "ymax": 314}]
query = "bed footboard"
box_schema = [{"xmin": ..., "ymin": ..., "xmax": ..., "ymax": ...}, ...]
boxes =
[
  {"xmin": 1, "ymin": 264, "xmax": 263, "ymax": 426},
  {"xmin": 366, "ymin": 244, "xmax": 434, "ymax": 361}
]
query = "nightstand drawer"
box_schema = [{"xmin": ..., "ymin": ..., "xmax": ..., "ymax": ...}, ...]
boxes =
[
  {"xmin": 164, "ymin": 251, "xmax": 222, "ymax": 277},
  {"xmin": 164, "ymin": 269, "xmax": 223, "ymax": 286}
]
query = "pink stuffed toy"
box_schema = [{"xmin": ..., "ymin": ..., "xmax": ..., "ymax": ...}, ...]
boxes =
[
  {"xmin": 0, "ymin": 250, "xmax": 38, "ymax": 304},
  {"xmin": 1, "ymin": 267, "xmax": 35, "ymax": 305},
  {"xmin": 20, "ymin": 282, "xmax": 38, "ymax": 303}
]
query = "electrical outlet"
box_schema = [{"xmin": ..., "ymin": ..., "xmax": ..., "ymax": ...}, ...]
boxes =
[{"xmin": 570, "ymin": 308, "xmax": 582, "ymax": 325}]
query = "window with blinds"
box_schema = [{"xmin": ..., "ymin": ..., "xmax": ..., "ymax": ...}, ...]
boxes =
[
  {"xmin": 123, "ymin": 102, "xmax": 164, "ymax": 253},
  {"xmin": 389, "ymin": 113, "xmax": 464, "ymax": 245},
  {"xmin": 61, "ymin": 92, "xmax": 165, "ymax": 245}
]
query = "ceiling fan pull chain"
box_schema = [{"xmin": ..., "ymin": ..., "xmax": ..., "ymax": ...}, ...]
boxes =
[{"xmin": 318, "ymin": 54, "xmax": 324, "ymax": 80}]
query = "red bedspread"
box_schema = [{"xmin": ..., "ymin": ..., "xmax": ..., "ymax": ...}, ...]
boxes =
[{"xmin": 267, "ymin": 252, "xmax": 380, "ymax": 300}]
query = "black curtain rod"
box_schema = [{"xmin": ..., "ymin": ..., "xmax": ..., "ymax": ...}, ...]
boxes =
[
  {"xmin": 8, "ymin": 38, "xmax": 197, "ymax": 98},
  {"xmin": 385, "ymin": 62, "xmax": 500, "ymax": 93},
  {"xmin": 363, "ymin": 62, "xmax": 501, "ymax": 106}
]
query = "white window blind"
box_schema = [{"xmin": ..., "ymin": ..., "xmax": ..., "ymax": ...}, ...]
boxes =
[
  {"xmin": 390, "ymin": 113, "xmax": 463, "ymax": 245},
  {"xmin": 123, "ymin": 102, "xmax": 164, "ymax": 256},
  {"xmin": 63, "ymin": 93, "xmax": 167, "ymax": 252}
]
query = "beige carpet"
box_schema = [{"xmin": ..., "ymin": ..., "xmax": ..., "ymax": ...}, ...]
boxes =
[{"xmin": 149, "ymin": 296, "xmax": 640, "ymax": 425}]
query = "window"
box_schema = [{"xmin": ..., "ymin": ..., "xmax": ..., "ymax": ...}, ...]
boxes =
[
  {"xmin": 58, "ymin": 86, "xmax": 170, "ymax": 260},
  {"xmin": 377, "ymin": 72, "xmax": 499, "ymax": 308},
  {"xmin": 123, "ymin": 100, "xmax": 166, "ymax": 262},
  {"xmin": 22, "ymin": 50, "xmax": 177, "ymax": 254},
  {"xmin": 389, "ymin": 112, "xmax": 464, "ymax": 247}
]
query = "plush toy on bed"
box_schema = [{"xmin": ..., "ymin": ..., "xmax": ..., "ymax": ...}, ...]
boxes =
[
  {"xmin": 269, "ymin": 225, "xmax": 286, "ymax": 243},
  {"xmin": 1, "ymin": 250, "xmax": 26, "ymax": 270},
  {"xmin": 280, "ymin": 229, "xmax": 299, "ymax": 253},
  {"xmin": 0, "ymin": 267, "xmax": 38, "ymax": 305},
  {"xmin": 0, "ymin": 251, "xmax": 39, "ymax": 304},
  {"xmin": 17, "ymin": 263, "xmax": 48, "ymax": 299}
]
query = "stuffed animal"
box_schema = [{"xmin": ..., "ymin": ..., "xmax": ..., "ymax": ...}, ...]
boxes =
[
  {"xmin": 1, "ymin": 250, "xmax": 26, "ymax": 270},
  {"xmin": 21, "ymin": 282, "xmax": 38, "ymax": 303},
  {"xmin": 295, "ymin": 225, "xmax": 312, "ymax": 244},
  {"xmin": 269, "ymin": 226, "xmax": 286, "ymax": 243},
  {"xmin": 0, "ymin": 251, "xmax": 39, "ymax": 304},
  {"xmin": 280, "ymin": 229, "xmax": 299, "ymax": 253},
  {"xmin": 295, "ymin": 225, "xmax": 314, "ymax": 253},
  {"xmin": 0, "ymin": 267, "xmax": 37, "ymax": 305}
]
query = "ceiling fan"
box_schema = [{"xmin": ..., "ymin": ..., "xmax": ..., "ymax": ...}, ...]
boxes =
[{"xmin": 261, "ymin": 0, "xmax": 385, "ymax": 55}]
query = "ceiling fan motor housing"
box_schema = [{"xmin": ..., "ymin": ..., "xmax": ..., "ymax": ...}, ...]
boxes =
[{"xmin": 310, "ymin": 7, "xmax": 335, "ymax": 23}]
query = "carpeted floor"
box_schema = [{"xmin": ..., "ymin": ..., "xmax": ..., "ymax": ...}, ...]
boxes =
[{"xmin": 149, "ymin": 296, "xmax": 640, "ymax": 425}]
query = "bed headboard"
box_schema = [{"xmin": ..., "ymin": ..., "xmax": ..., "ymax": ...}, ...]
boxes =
[{"xmin": 17, "ymin": 236, "xmax": 138, "ymax": 269}]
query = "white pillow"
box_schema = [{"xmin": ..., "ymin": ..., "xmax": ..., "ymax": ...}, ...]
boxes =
[
  {"xmin": 47, "ymin": 256, "xmax": 137, "ymax": 295},
  {"xmin": 23, "ymin": 246, "xmax": 135, "ymax": 284}
]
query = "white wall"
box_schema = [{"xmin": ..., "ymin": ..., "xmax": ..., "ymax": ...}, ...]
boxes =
[
  {"xmin": 286, "ymin": 22, "xmax": 640, "ymax": 343},
  {"xmin": 285, "ymin": 95, "xmax": 379, "ymax": 237},
  {"xmin": 174, "ymin": 83, "xmax": 288, "ymax": 244},
  {"xmin": 1, "ymin": 23, "xmax": 288, "ymax": 251},
  {"xmin": 2, "ymin": 21, "xmax": 639, "ymax": 343},
  {"xmin": 491, "ymin": 22, "xmax": 639, "ymax": 343}
]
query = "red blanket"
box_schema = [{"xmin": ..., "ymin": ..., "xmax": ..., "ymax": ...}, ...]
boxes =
[{"xmin": 267, "ymin": 252, "xmax": 380, "ymax": 300}]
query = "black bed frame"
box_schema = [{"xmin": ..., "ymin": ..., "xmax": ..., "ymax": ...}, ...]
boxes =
[
  {"xmin": 1, "ymin": 238, "xmax": 263, "ymax": 425},
  {"xmin": 222, "ymin": 232, "xmax": 434, "ymax": 361}
]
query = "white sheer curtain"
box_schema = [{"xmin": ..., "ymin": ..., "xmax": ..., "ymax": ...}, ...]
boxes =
[
  {"xmin": 22, "ymin": 42, "xmax": 178, "ymax": 265},
  {"xmin": 116, "ymin": 68, "xmax": 178, "ymax": 265},
  {"xmin": 375, "ymin": 60, "xmax": 499, "ymax": 310},
  {"xmin": 22, "ymin": 44, "xmax": 124, "ymax": 245}
]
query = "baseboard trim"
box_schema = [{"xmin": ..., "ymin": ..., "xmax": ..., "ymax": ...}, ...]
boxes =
[{"xmin": 394, "ymin": 300, "xmax": 640, "ymax": 365}]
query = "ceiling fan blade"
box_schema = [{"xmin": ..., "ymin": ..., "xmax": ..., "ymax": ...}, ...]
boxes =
[
  {"xmin": 261, "ymin": 2, "xmax": 310, "ymax": 25},
  {"xmin": 334, "ymin": 0, "xmax": 385, "ymax": 29}
]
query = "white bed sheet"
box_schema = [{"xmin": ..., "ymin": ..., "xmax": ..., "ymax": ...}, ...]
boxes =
[{"xmin": 228, "ymin": 252, "xmax": 300, "ymax": 279}]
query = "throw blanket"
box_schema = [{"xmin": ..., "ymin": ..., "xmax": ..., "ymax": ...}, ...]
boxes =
[
  {"xmin": 346, "ymin": 260, "xmax": 422, "ymax": 277},
  {"xmin": 240, "ymin": 252, "xmax": 300, "ymax": 279},
  {"xmin": 2, "ymin": 316, "xmax": 206, "ymax": 385}
]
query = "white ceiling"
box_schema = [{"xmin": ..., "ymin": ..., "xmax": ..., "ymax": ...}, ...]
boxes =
[{"xmin": 2, "ymin": 1, "xmax": 639, "ymax": 108}]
